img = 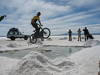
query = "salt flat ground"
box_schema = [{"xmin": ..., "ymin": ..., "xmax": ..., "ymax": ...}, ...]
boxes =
[
  {"xmin": 0, "ymin": 35, "xmax": 100, "ymax": 51},
  {"xmin": 0, "ymin": 35, "xmax": 100, "ymax": 75}
]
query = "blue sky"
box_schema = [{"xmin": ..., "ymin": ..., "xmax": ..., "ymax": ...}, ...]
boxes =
[{"xmin": 0, "ymin": 0, "xmax": 100, "ymax": 36}]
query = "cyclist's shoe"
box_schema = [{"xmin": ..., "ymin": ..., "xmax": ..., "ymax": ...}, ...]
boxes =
[{"xmin": 41, "ymin": 37, "xmax": 44, "ymax": 41}]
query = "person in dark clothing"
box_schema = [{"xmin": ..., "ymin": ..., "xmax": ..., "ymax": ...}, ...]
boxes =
[
  {"xmin": 68, "ymin": 29, "xmax": 72, "ymax": 41},
  {"xmin": 31, "ymin": 12, "xmax": 42, "ymax": 37},
  {"xmin": 77, "ymin": 28, "xmax": 81, "ymax": 41},
  {"xmin": 0, "ymin": 15, "xmax": 6, "ymax": 22},
  {"xmin": 83, "ymin": 27, "xmax": 89, "ymax": 41}
]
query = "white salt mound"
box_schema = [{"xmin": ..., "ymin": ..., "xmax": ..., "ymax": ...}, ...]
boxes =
[
  {"xmin": 9, "ymin": 51, "xmax": 75, "ymax": 75},
  {"xmin": 9, "ymin": 39, "xmax": 100, "ymax": 75}
]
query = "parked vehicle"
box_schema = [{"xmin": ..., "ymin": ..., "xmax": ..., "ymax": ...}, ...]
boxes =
[{"xmin": 7, "ymin": 28, "xmax": 29, "ymax": 40}]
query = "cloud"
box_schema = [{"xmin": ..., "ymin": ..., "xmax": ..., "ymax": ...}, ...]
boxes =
[
  {"xmin": 0, "ymin": 0, "xmax": 100, "ymax": 35},
  {"xmin": 44, "ymin": 8, "xmax": 100, "ymax": 26},
  {"xmin": 69, "ymin": 0, "xmax": 100, "ymax": 8},
  {"xmin": 0, "ymin": 0, "xmax": 71, "ymax": 24}
]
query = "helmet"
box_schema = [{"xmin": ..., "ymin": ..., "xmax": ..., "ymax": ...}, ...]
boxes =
[{"xmin": 37, "ymin": 12, "xmax": 41, "ymax": 16}]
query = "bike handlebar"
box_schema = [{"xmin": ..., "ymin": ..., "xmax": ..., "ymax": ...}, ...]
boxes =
[{"xmin": 38, "ymin": 24, "xmax": 43, "ymax": 28}]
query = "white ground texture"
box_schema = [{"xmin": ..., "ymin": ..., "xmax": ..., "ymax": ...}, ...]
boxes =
[{"xmin": 0, "ymin": 35, "xmax": 100, "ymax": 75}]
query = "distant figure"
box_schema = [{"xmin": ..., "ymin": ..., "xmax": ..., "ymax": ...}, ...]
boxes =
[
  {"xmin": 68, "ymin": 29, "xmax": 72, "ymax": 41},
  {"xmin": 77, "ymin": 28, "xmax": 81, "ymax": 41},
  {"xmin": 83, "ymin": 27, "xmax": 89, "ymax": 41},
  {"xmin": 0, "ymin": 15, "xmax": 6, "ymax": 22}
]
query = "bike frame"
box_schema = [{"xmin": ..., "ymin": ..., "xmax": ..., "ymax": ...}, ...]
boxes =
[{"xmin": 32, "ymin": 25, "xmax": 44, "ymax": 38}]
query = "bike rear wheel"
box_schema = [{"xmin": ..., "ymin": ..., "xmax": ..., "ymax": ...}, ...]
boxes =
[
  {"xmin": 42, "ymin": 28, "xmax": 51, "ymax": 39},
  {"xmin": 30, "ymin": 34, "xmax": 37, "ymax": 44}
]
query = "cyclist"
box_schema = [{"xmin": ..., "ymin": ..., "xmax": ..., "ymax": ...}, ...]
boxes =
[{"xmin": 31, "ymin": 12, "xmax": 42, "ymax": 37}]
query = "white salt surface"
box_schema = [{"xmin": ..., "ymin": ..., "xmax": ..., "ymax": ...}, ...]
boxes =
[
  {"xmin": 0, "ymin": 35, "xmax": 100, "ymax": 75},
  {"xmin": 0, "ymin": 35, "xmax": 100, "ymax": 51},
  {"xmin": 0, "ymin": 38, "xmax": 41, "ymax": 51},
  {"xmin": 68, "ymin": 46, "xmax": 100, "ymax": 75},
  {"xmin": 9, "ymin": 51, "xmax": 75, "ymax": 75},
  {"xmin": 9, "ymin": 46, "xmax": 100, "ymax": 75},
  {"xmin": 0, "ymin": 57, "xmax": 20, "ymax": 75}
]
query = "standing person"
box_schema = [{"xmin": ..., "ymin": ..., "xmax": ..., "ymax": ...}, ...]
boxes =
[
  {"xmin": 31, "ymin": 12, "xmax": 42, "ymax": 37},
  {"xmin": 68, "ymin": 29, "xmax": 72, "ymax": 41},
  {"xmin": 83, "ymin": 27, "xmax": 89, "ymax": 41},
  {"xmin": 77, "ymin": 28, "xmax": 81, "ymax": 41},
  {"xmin": 0, "ymin": 15, "xmax": 6, "ymax": 22}
]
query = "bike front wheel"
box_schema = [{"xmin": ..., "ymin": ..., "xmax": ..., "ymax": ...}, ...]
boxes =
[
  {"xmin": 42, "ymin": 28, "xmax": 51, "ymax": 39},
  {"xmin": 30, "ymin": 34, "xmax": 37, "ymax": 44}
]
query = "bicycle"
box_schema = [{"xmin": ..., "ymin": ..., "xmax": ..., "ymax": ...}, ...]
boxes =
[{"xmin": 30, "ymin": 25, "xmax": 51, "ymax": 44}]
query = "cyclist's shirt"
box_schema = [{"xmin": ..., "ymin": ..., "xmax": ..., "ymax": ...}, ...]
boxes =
[{"xmin": 32, "ymin": 16, "xmax": 40, "ymax": 23}]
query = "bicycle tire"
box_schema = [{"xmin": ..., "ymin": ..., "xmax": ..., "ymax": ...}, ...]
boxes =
[
  {"xmin": 30, "ymin": 34, "xmax": 37, "ymax": 44},
  {"xmin": 42, "ymin": 28, "xmax": 51, "ymax": 39}
]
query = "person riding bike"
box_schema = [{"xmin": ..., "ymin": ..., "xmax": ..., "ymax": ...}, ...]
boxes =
[{"xmin": 31, "ymin": 12, "xmax": 42, "ymax": 37}]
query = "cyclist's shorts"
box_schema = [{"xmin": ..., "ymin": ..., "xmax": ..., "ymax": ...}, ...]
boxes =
[{"xmin": 31, "ymin": 23, "xmax": 37, "ymax": 26}]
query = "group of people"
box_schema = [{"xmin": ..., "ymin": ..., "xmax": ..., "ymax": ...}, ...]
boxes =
[{"xmin": 68, "ymin": 27, "xmax": 94, "ymax": 41}]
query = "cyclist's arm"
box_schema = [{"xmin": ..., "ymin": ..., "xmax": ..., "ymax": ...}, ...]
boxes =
[{"xmin": 38, "ymin": 20, "xmax": 42, "ymax": 25}]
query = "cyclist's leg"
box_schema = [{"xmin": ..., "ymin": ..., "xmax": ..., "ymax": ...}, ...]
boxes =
[
  {"xmin": 34, "ymin": 23, "xmax": 40, "ymax": 37},
  {"xmin": 32, "ymin": 23, "xmax": 40, "ymax": 37}
]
